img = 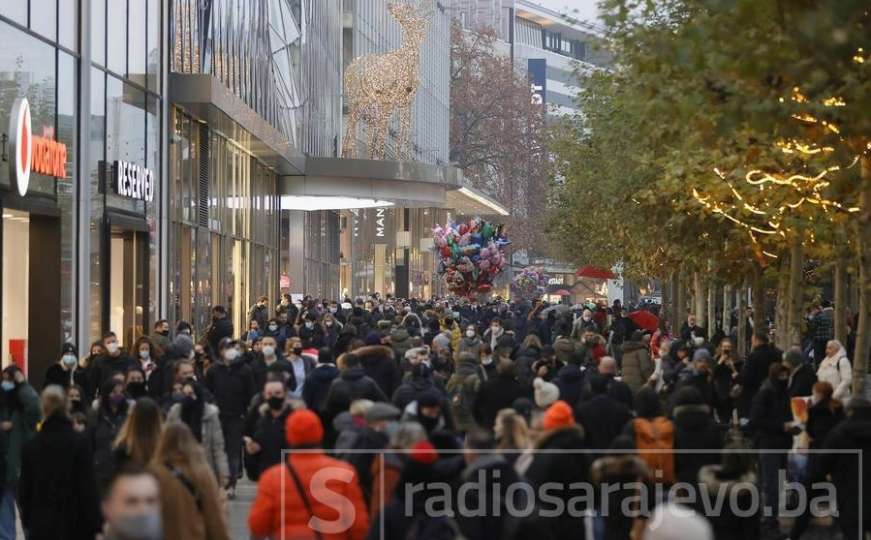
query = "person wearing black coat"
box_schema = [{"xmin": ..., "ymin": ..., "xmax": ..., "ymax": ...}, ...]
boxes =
[
  {"xmin": 749, "ymin": 363, "xmax": 795, "ymax": 531},
  {"xmin": 672, "ymin": 386, "xmax": 723, "ymax": 486},
  {"xmin": 250, "ymin": 336, "xmax": 294, "ymax": 390},
  {"xmin": 553, "ymin": 362, "xmax": 585, "ymax": 407},
  {"xmin": 322, "ymin": 354, "xmax": 388, "ymax": 429},
  {"xmin": 737, "ymin": 332, "xmax": 782, "ymax": 417},
  {"xmin": 19, "ymin": 387, "xmax": 101, "ymax": 540},
  {"xmin": 204, "ymin": 339, "xmax": 256, "ymax": 495},
  {"xmin": 784, "ymin": 347, "xmax": 816, "ymax": 398},
  {"xmin": 574, "ymin": 374, "xmax": 632, "ymax": 454},
  {"xmin": 298, "ymin": 313, "xmax": 326, "ymax": 349},
  {"xmin": 89, "ymin": 333, "xmax": 136, "ymax": 394},
  {"xmin": 472, "ymin": 359, "xmax": 529, "ymax": 431},
  {"xmin": 89, "ymin": 379, "xmax": 129, "ymax": 491},
  {"xmin": 356, "ymin": 345, "xmax": 403, "ymax": 399},
  {"xmin": 811, "ymin": 398, "xmax": 871, "ymax": 540},
  {"xmin": 248, "ymin": 390, "xmax": 292, "ymax": 479},
  {"xmin": 392, "ymin": 363, "xmax": 440, "ymax": 411},
  {"xmin": 203, "ymin": 305, "xmax": 234, "ymax": 360},
  {"xmin": 524, "ymin": 424, "xmax": 589, "ymax": 540},
  {"xmin": 44, "ymin": 343, "xmax": 89, "ymax": 392},
  {"xmin": 302, "ymin": 349, "xmax": 341, "ymax": 413}
]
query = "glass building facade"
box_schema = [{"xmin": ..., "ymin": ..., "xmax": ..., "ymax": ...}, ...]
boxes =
[{"xmin": 0, "ymin": 0, "xmax": 167, "ymax": 386}]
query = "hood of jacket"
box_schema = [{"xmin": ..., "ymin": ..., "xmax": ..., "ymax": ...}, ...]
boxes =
[
  {"xmin": 535, "ymin": 424, "xmax": 586, "ymax": 451},
  {"xmin": 341, "ymin": 366, "xmax": 367, "ymax": 381},
  {"xmin": 673, "ymin": 404, "xmax": 713, "ymax": 430},
  {"xmin": 309, "ymin": 364, "xmax": 340, "ymax": 383},
  {"xmin": 391, "ymin": 328, "xmax": 411, "ymax": 344},
  {"xmin": 455, "ymin": 356, "xmax": 479, "ymax": 376},
  {"xmin": 356, "ymin": 345, "xmax": 394, "ymax": 365},
  {"xmin": 556, "ymin": 363, "xmax": 584, "ymax": 383},
  {"xmin": 622, "ymin": 340, "xmax": 647, "ymax": 353}
]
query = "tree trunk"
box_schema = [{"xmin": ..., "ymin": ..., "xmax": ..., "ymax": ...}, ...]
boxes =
[
  {"xmin": 834, "ymin": 226, "xmax": 849, "ymax": 344},
  {"xmin": 751, "ymin": 262, "xmax": 765, "ymax": 339},
  {"xmin": 662, "ymin": 275, "xmax": 671, "ymax": 330},
  {"xmin": 786, "ymin": 232, "xmax": 804, "ymax": 347},
  {"xmin": 722, "ymin": 283, "xmax": 732, "ymax": 336},
  {"xmin": 694, "ymin": 271, "xmax": 707, "ymax": 330},
  {"xmin": 774, "ymin": 258, "xmax": 790, "ymax": 350},
  {"xmin": 676, "ymin": 272, "xmax": 688, "ymax": 333},
  {"xmin": 853, "ymin": 156, "xmax": 871, "ymax": 395},
  {"xmin": 707, "ymin": 279, "xmax": 716, "ymax": 339},
  {"xmin": 737, "ymin": 278, "xmax": 748, "ymax": 357}
]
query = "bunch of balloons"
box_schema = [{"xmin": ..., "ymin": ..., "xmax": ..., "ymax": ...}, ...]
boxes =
[
  {"xmin": 511, "ymin": 266, "xmax": 547, "ymax": 300},
  {"xmin": 433, "ymin": 218, "xmax": 509, "ymax": 297}
]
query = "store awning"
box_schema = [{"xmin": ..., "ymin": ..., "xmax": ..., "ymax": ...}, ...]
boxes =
[
  {"xmin": 169, "ymin": 73, "xmax": 306, "ymax": 175},
  {"xmin": 445, "ymin": 186, "xmax": 509, "ymax": 216},
  {"xmin": 279, "ymin": 157, "xmax": 463, "ymax": 209}
]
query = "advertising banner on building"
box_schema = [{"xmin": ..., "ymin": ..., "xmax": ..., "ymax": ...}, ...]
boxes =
[{"xmin": 528, "ymin": 58, "xmax": 547, "ymax": 108}]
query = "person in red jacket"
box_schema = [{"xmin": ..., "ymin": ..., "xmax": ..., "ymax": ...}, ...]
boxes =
[{"xmin": 248, "ymin": 409, "xmax": 369, "ymax": 540}]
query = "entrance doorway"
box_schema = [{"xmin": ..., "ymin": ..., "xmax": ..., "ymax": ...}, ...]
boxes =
[
  {"xmin": 108, "ymin": 228, "xmax": 149, "ymax": 348},
  {"xmin": 1, "ymin": 208, "xmax": 60, "ymax": 384}
]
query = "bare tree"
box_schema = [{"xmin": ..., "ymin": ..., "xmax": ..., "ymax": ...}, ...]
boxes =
[{"xmin": 450, "ymin": 21, "xmax": 550, "ymax": 253}]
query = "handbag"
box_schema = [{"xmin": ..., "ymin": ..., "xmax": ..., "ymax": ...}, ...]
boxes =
[{"xmin": 285, "ymin": 459, "xmax": 325, "ymax": 540}]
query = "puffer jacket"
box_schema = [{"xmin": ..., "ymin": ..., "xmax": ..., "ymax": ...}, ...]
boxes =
[
  {"xmin": 445, "ymin": 356, "xmax": 484, "ymax": 432},
  {"xmin": 356, "ymin": 345, "xmax": 402, "ymax": 398},
  {"xmin": 390, "ymin": 328, "xmax": 412, "ymax": 359},
  {"xmin": 167, "ymin": 403, "xmax": 230, "ymax": 483},
  {"xmin": 697, "ymin": 465, "xmax": 761, "ymax": 540},
  {"xmin": 621, "ymin": 340, "xmax": 653, "ymax": 394},
  {"xmin": 249, "ymin": 452, "xmax": 369, "ymax": 540}
]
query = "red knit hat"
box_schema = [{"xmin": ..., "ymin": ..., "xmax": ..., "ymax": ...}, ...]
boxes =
[
  {"xmin": 409, "ymin": 441, "xmax": 438, "ymax": 464},
  {"xmin": 542, "ymin": 400, "xmax": 574, "ymax": 431},
  {"xmin": 285, "ymin": 409, "xmax": 324, "ymax": 447}
]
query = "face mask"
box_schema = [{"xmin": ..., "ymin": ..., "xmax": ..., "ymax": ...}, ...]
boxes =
[
  {"xmin": 262, "ymin": 345, "xmax": 275, "ymax": 357},
  {"xmin": 268, "ymin": 324, "xmax": 278, "ymax": 332},
  {"xmin": 330, "ymin": 307, "xmax": 338, "ymax": 313},
  {"xmin": 139, "ymin": 350, "xmax": 150, "ymax": 360},
  {"xmin": 481, "ymin": 355, "xmax": 493, "ymax": 366},
  {"xmin": 292, "ymin": 347, "xmax": 303, "ymax": 355},
  {"xmin": 62, "ymin": 354, "xmax": 77, "ymax": 367},
  {"xmin": 223, "ymin": 349, "xmax": 240, "ymax": 362},
  {"xmin": 109, "ymin": 393, "xmax": 126, "ymax": 407},
  {"xmin": 1, "ymin": 381, "xmax": 14, "ymax": 392},
  {"xmin": 267, "ymin": 396, "xmax": 285, "ymax": 411},
  {"xmin": 326, "ymin": 321, "xmax": 334, "ymax": 327},
  {"xmin": 305, "ymin": 322, "xmax": 314, "ymax": 329},
  {"xmin": 466, "ymin": 330, "xmax": 476, "ymax": 338},
  {"xmin": 109, "ymin": 512, "xmax": 162, "ymax": 540},
  {"xmin": 127, "ymin": 382, "xmax": 147, "ymax": 398},
  {"xmin": 106, "ymin": 342, "xmax": 120, "ymax": 355},
  {"xmin": 157, "ymin": 330, "xmax": 169, "ymax": 337}
]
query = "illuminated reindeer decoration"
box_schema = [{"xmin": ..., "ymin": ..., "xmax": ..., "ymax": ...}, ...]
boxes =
[{"xmin": 342, "ymin": 0, "xmax": 434, "ymax": 160}]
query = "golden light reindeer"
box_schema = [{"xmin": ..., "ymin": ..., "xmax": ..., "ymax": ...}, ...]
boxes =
[{"xmin": 342, "ymin": 0, "xmax": 434, "ymax": 160}]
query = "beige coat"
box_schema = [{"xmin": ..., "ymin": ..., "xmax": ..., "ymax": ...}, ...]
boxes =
[{"xmin": 167, "ymin": 403, "xmax": 230, "ymax": 484}]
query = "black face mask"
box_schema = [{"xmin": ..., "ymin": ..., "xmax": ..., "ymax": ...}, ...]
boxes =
[
  {"xmin": 419, "ymin": 414, "xmax": 440, "ymax": 433},
  {"xmin": 69, "ymin": 398, "xmax": 84, "ymax": 413},
  {"xmin": 157, "ymin": 330, "xmax": 169, "ymax": 337},
  {"xmin": 182, "ymin": 396, "xmax": 198, "ymax": 410},
  {"xmin": 127, "ymin": 382, "xmax": 147, "ymax": 399},
  {"xmin": 267, "ymin": 396, "xmax": 285, "ymax": 411},
  {"xmin": 292, "ymin": 347, "xmax": 303, "ymax": 355}
]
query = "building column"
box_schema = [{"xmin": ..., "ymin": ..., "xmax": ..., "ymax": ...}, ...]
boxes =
[{"xmin": 76, "ymin": 0, "xmax": 93, "ymax": 350}]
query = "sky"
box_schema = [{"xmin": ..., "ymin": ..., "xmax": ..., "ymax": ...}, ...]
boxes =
[{"xmin": 533, "ymin": 0, "xmax": 601, "ymax": 24}]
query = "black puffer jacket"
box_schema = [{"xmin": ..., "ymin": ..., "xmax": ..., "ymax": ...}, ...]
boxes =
[
  {"xmin": 553, "ymin": 364, "xmax": 585, "ymax": 406},
  {"xmin": 812, "ymin": 410, "xmax": 871, "ymax": 528},
  {"xmin": 356, "ymin": 345, "xmax": 402, "ymax": 398},
  {"xmin": 673, "ymin": 403, "xmax": 723, "ymax": 484},
  {"xmin": 323, "ymin": 367, "xmax": 388, "ymax": 426},
  {"xmin": 696, "ymin": 465, "xmax": 761, "ymax": 540},
  {"xmin": 575, "ymin": 394, "xmax": 632, "ymax": 453}
]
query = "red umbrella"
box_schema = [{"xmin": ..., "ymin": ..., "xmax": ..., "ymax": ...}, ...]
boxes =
[
  {"xmin": 552, "ymin": 289, "xmax": 572, "ymax": 296},
  {"xmin": 575, "ymin": 265, "xmax": 616, "ymax": 280},
  {"xmin": 628, "ymin": 310, "xmax": 660, "ymax": 333}
]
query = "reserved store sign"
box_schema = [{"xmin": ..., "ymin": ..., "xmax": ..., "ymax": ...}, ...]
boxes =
[{"xmin": 113, "ymin": 160, "xmax": 155, "ymax": 202}]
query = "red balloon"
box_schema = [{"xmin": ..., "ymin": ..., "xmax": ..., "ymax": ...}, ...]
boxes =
[{"xmin": 440, "ymin": 246, "xmax": 451, "ymax": 257}]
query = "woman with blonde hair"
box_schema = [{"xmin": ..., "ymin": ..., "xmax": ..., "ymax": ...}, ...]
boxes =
[
  {"xmin": 816, "ymin": 339, "xmax": 852, "ymax": 401},
  {"xmin": 112, "ymin": 396, "xmax": 163, "ymax": 470},
  {"xmin": 494, "ymin": 408, "xmax": 530, "ymax": 466},
  {"xmin": 152, "ymin": 422, "xmax": 231, "ymax": 540}
]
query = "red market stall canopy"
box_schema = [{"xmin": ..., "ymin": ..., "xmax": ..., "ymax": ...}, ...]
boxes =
[
  {"xmin": 575, "ymin": 265, "xmax": 615, "ymax": 280},
  {"xmin": 628, "ymin": 310, "xmax": 660, "ymax": 333}
]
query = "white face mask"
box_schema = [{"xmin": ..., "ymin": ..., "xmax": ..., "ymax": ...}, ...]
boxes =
[
  {"xmin": 62, "ymin": 354, "xmax": 77, "ymax": 367},
  {"xmin": 105, "ymin": 342, "xmax": 120, "ymax": 355},
  {"xmin": 693, "ymin": 336, "xmax": 705, "ymax": 348},
  {"xmin": 139, "ymin": 350, "xmax": 150, "ymax": 360},
  {"xmin": 466, "ymin": 330, "xmax": 476, "ymax": 338},
  {"xmin": 305, "ymin": 322, "xmax": 314, "ymax": 329},
  {"xmin": 268, "ymin": 324, "xmax": 278, "ymax": 332},
  {"xmin": 224, "ymin": 349, "xmax": 240, "ymax": 362},
  {"xmin": 262, "ymin": 345, "xmax": 275, "ymax": 357}
]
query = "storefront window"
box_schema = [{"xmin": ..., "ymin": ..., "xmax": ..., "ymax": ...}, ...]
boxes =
[
  {"xmin": 146, "ymin": 0, "xmax": 160, "ymax": 92},
  {"xmin": 58, "ymin": 52, "xmax": 77, "ymax": 342},
  {"xmin": 0, "ymin": 0, "xmax": 27, "ymax": 26},
  {"xmin": 129, "ymin": 0, "xmax": 147, "ymax": 85},
  {"xmin": 29, "ymin": 0, "xmax": 57, "ymax": 42},
  {"xmin": 91, "ymin": 0, "xmax": 106, "ymax": 66},
  {"xmin": 2, "ymin": 210, "xmax": 30, "ymax": 369},
  {"xmin": 58, "ymin": 0, "xmax": 78, "ymax": 52},
  {"xmin": 146, "ymin": 96, "xmax": 160, "ymax": 327},
  {"xmin": 0, "ymin": 22, "xmax": 57, "ymax": 196},
  {"xmin": 106, "ymin": 76, "xmax": 146, "ymax": 214},
  {"xmin": 107, "ymin": 0, "xmax": 127, "ymax": 74},
  {"xmin": 89, "ymin": 68, "xmax": 106, "ymax": 342}
]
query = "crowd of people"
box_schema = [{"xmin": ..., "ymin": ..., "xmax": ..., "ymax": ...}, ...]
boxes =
[{"xmin": 2, "ymin": 293, "xmax": 869, "ymax": 540}]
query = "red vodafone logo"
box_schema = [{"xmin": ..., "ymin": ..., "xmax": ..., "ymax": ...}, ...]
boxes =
[{"xmin": 8, "ymin": 98, "xmax": 32, "ymax": 196}]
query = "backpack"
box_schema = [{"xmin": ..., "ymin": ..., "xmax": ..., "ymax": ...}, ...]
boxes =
[{"xmin": 632, "ymin": 417, "xmax": 675, "ymax": 484}]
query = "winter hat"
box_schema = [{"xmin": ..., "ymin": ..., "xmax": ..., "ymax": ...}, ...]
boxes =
[
  {"xmin": 511, "ymin": 397, "xmax": 534, "ymax": 424},
  {"xmin": 417, "ymin": 389, "xmax": 441, "ymax": 409},
  {"xmin": 533, "ymin": 377, "xmax": 560, "ymax": 409},
  {"xmin": 673, "ymin": 386, "xmax": 704, "ymax": 407},
  {"xmin": 401, "ymin": 441, "xmax": 439, "ymax": 485},
  {"xmin": 285, "ymin": 409, "xmax": 324, "ymax": 447},
  {"xmin": 364, "ymin": 332, "xmax": 383, "ymax": 346},
  {"xmin": 349, "ymin": 399, "xmax": 375, "ymax": 417},
  {"xmin": 692, "ymin": 348, "xmax": 711, "ymax": 362},
  {"xmin": 61, "ymin": 343, "xmax": 78, "ymax": 356},
  {"xmin": 366, "ymin": 402, "xmax": 401, "ymax": 423},
  {"xmin": 643, "ymin": 503, "xmax": 713, "ymax": 540},
  {"xmin": 432, "ymin": 333, "xmax": 451, "ymax": 351},
  {"xmin": 542, "ymin": 400, "xmax": 574, "ymax": 431},
  {"xmin": 172, "ymin": 334, "xmax": 194, "ymax": 358}
]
